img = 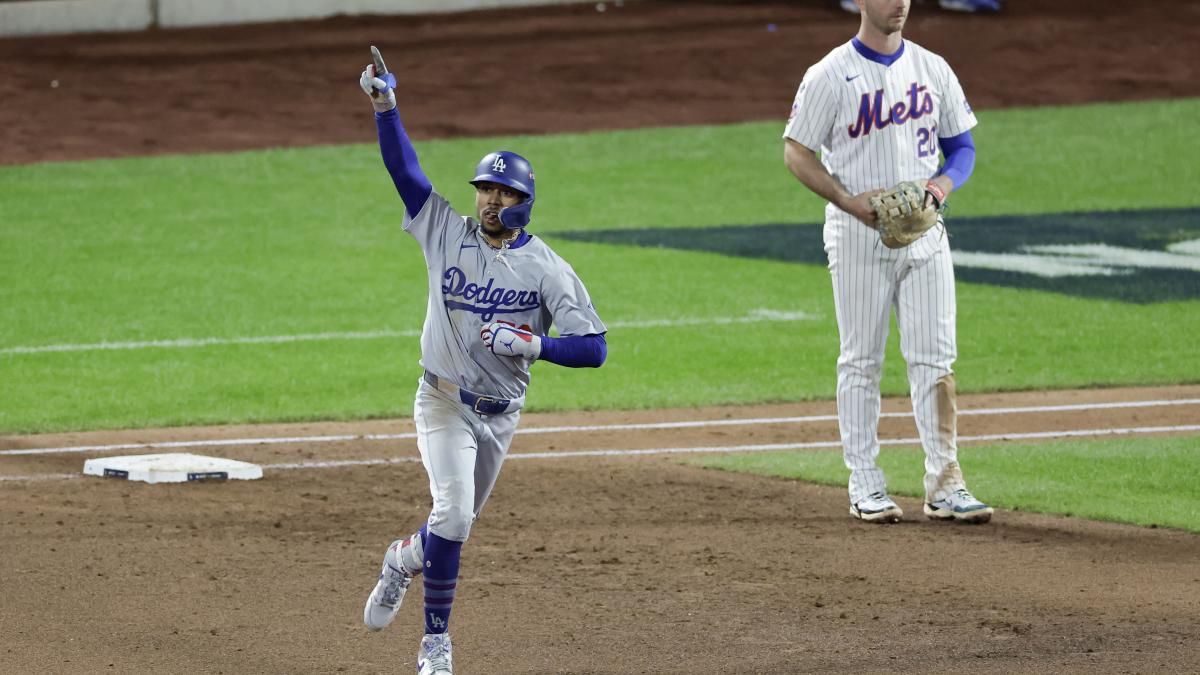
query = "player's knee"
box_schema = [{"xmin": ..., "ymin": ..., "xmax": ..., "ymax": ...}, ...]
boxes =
[
  {"xmin": 839, "ymin": 357, "xmax": 883, "ymax": 380},
  {"xmin": 427, "ymin": 504, "xmax": 475, "ymax": 542},
  {"xmin": 907, "ymin": 361, "xmax": 953, "ymax": 381}
]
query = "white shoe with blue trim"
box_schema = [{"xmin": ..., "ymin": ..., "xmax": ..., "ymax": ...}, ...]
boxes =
[
  {"xmin": 850, "ymin": 491, "xmax": 903, "ymax": 523},
  {"xmin": 924, "ymin": 488, "xmax": 994, "ymax": 523},
  {"xmin": 363, "ymin": 536, "xmax": 421, "ymax": 631},
  {"xmin": 418, "ymin": 633, "xmax": 454, "ymax": 675}
]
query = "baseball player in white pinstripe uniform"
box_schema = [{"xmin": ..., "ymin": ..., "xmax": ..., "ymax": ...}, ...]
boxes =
[{"xmin": 783, "ymin": 0, "xmax": 993, "ymax": 524}]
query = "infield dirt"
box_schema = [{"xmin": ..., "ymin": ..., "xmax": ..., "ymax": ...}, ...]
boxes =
[{"xmin": 2, "ymin": 1, "xmax": 1199, "ymax": 673}]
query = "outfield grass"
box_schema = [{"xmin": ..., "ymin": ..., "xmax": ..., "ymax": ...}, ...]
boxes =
[
  {"xmin": 696, "ymin": 435, "xmax": 1200, "ymax": 533},
  {"xmin": 1, "ymin": 98, "xmax": 1199, "ymax": 433}
]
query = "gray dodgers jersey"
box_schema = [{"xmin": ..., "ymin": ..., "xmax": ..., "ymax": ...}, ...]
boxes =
[{"xmin": 404, "ymin": 191, "xmax": 606, "ymax": 400}]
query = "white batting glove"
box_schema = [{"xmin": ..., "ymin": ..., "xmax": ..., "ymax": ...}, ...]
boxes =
[
  {"xmin": 481, "ymin": 321, "xmax": 541, "ymax": 360},
  {"xmin": 359, "ymin": 64, "xmax": 396, "ymax": 113}
]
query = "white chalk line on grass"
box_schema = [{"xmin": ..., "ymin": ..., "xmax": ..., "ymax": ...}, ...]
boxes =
[
  {"xmin": 5, "ymin": 398, "xmax": 1198, "ymax": 458},
  {"xmin": 0, "ymin": 309, "xmax": 818, "ymax": 356},
  {"xmin": 3, "ymin": 423, "xmax": 1198, "ymax": 482},
  {"xmin": 0, "ymin": 330, "xmax": 418, "ymax": 355}
]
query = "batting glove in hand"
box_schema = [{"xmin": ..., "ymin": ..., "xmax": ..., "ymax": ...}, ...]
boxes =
[
  {"xmin": 922, "ymin": 179, "xmax": 947, "ymax": 211},
  {"xmin": 359, "ymin": 64, "xmax": 397, "ymax": 113},
  {"xmin": 481, "ymin": 321, "xmax": 542, "ymax": 360}
]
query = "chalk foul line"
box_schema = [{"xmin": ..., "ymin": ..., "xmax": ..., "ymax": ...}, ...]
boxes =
[
  {"xmin": 3, "ymin": 422, "xmax": 1198, "ymax": 482},
  {"xmin": 0, "ymin": 309, "xmax": 818, "ymax": 355},
  {"xmin": 4, "ymin": 398, "xmax": 1197, "ymax": 458}
]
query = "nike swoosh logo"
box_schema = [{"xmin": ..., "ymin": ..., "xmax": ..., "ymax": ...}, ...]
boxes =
[{"xmin": 845, "ymin": 74, "xmax": 861, "ymax": 82}]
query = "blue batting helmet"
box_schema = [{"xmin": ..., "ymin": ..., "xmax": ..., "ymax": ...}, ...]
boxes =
[{"xmin": 470, "ymin": 150, "xmax": 536, "ymax": 230}]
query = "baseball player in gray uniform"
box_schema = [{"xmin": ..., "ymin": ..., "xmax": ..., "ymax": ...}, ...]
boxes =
[
  {"xmin": 783, "ymin": 0, "xmax": 993, "ymax": 524},
  {"xmin": 358, "ymin": 51, "xmax": 607, "ymax": 675}
]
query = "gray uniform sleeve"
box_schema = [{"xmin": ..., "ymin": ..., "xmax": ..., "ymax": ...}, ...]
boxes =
[
  {"xmin": 403, "ymin": 190, "xmax": 470, "ymax": 253},
  {"xmin": 539, "ymin": 254, "xmax": 606, "ymax": 337}
]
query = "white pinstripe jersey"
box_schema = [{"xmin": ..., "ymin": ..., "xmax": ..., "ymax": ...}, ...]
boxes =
[{"xmin": 783, "ymin": 39, "xmax": 977, "ymax": 227}]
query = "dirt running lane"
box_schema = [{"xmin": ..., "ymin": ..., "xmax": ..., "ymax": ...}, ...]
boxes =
[{"xmin": 2, "ymin": 386, "xmax": 1199, "ymax": 673}]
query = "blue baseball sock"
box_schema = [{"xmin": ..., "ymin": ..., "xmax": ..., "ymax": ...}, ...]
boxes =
[{"xmin": 422, "ymin": 531, "xmax": 461, "ymax": 634}]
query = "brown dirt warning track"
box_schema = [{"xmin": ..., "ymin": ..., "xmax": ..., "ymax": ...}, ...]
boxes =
[
  {"xmin": 2, "ymin": 1, "xmax": 1200, "ymax": 672},
  {"xmin": 1, "ymin": 0, "xmax": 1198, "ymax": 164}
]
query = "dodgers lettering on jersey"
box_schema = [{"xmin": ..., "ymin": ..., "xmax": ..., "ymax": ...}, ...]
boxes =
[
  {"xmin": 441, "ymin": 267, "xmax": 540, "ymax": 321},
  {"xmin": 403, "ymin": 191, "xmax": 605, "ymax": 400},
  {"xmin": 783, "ymin": 39, "xmax": 977, "ymax": 226}
]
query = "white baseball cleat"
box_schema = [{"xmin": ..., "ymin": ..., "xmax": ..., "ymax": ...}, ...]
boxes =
[
  {"xmin": 924, "ymin": 488, "xmax": 994, "ymax": 523},
  {"xmin": 850, "ymin": 491, "xmax": 903, "ymax": 523},
  {"xmin": 363, "ymin": 537, "xmax": 420, "ymax": 631},
  {"xmin": 418, "ymin": 632, "xmax": 454, "ymax": 675}
]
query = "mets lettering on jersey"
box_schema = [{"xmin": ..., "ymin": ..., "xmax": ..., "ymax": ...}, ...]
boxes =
[
  {"xmin": 848, "ymin": 83, "xmax": 934, "ymax": 137},
  {"xmin": 441, "ymin": 266, "xmax": 540, "ymax": 321},
  {"xmin": 783, "ymin": 39, "xmax": 978, "ymax": 204}
]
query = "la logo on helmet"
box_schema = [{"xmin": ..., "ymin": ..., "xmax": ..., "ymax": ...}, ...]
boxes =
[{"xmin": 491, "ymin": 156, "xmax": 507, "ymax": 173}]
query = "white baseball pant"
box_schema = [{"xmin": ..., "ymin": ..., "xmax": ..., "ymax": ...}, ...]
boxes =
[
  {"xmin": 825, "ymin": 220, "xmax": 965, "ymax": 505},
  {"xmin": 413, "ymin": 378, "xmax": 520, "ymax": 542}
]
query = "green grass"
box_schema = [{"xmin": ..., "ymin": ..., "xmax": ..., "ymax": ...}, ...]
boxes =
[
  {"xmin": 696, "ymin": 435, "xmax": 1200, "ymax": 532},
  {"xmin": 1, "ymin": 98, "xmax": 1199, "ymax": 433},
  {"xmin": 962, "ymin": 99, "xmax": 1200, "ymax": 217}
]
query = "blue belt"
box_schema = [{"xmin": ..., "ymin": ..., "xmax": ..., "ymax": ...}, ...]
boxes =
[{"xmin": 422, "ymin": 371, "xmax": 522, "ymax": 416}]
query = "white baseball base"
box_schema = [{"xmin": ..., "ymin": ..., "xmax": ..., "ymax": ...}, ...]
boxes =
[{"xmin": 82, "ymin": 453, "xmax": 262, "ymax": 483}]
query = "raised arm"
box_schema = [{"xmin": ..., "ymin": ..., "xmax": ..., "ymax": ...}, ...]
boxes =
[{"xmin": 359, "ymin": 60, "xmax": 433, "ymax": 218}]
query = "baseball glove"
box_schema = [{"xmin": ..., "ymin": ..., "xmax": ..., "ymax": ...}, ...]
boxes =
[{"xmin": 869, "ymin": 180, "xmax": 947, "ymax": 248}]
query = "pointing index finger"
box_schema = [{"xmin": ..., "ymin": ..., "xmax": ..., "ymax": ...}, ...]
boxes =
[{"xmin": 370, "ymin": 46, "xmax": 389, "ymax": 76}]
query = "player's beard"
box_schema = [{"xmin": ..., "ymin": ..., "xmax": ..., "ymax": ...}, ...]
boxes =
[
  {"xmin": 480, "ymin": 210, "xmax": 522, "ymax": 247},
  {"xmin": 864, "ymin": 1, "xmax": 908, "ymax": 35},
  {"xmin": 480, "ymin": 208, "xmax": 505, "ymax": 236}
]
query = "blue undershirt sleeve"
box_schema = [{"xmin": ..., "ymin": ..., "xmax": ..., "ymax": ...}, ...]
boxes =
[
  {"xmin": 375, "ymin": 108, "xmax": 433, "ymax": 218},
  {"xmin": 937, "ymin": 129, "xmax": 976, "ymax": 191},
  {"xmin": 538, "ymin": 333, "xmax": 607, "ymax": 368}
]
